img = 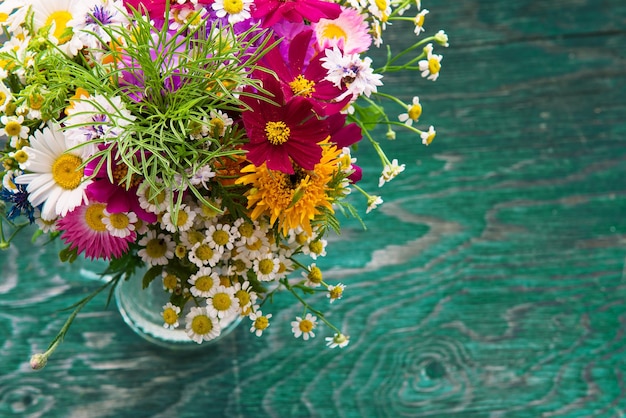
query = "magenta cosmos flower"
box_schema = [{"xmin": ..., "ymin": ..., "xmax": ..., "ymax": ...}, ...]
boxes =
[
  {"xmin": 241, "ymin": 73, "xmax": 329, "ymax": 174},
  {"xmin": 123, "ymin": 0, "xmax": 214, "ymax": 16},
  {"xmin": 57, "ymin": 201, "xmax": 135, "ymax": 260},
  {"xmin": 261, "ymin": 29, "xmax": 350, "ymax": 116},
  {"xmin": 252, "ymin": 0, "xmax": 341, "ymax": 27}
]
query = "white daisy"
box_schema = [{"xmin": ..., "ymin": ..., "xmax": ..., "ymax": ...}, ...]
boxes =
[
  {"xmin": 208, "ymin": 109, "xmax": 234, "ymax": 137},
  {"xmin": 378, "ymin": 159, "xmax": 406, "ymax": 187},
  {"xmin": 366, "ymin": 195, "xmax": 383, "ymax": 214},
  {"xmin": 206, "ymin": 285, "xmax": 240, "ymax": 320},
  {"xmin": 101, "ymin": 209, "xmax": 137, "ymax": 238},
  {"xmin": 185, "ymin": 306, "xmax": 221, "ymax": 343},
  {"xmin": 398, "ymin": 96, "xmax": 422, "ymax": 127},
  {"xmin": 188, "ymin": 239, "xmax": 223, "ymax": 268},
  {"xmin": 137, "ymin": 179, "xmax": 170, "ymax": 214},
  {"xmin": 249, "ymin": 310, "xmax": 272, "ymax": 337},
  {"xmin": 212, "ymin": 0, "xmax": 253, "ymax": 25},
  {"xmin": 188, "ymin": 267, "xmax": 219, "ymax": 298},
  {"xmin": 291, "ymin": 313, "xmax": 318, "ymax": 341},
  {"xmin": 14, "ymin": 125, "xmax": 92, "ymax": 220},
  {"xmin": 303, "ymin": 263, "xmax": 323, "ymax": 288},
  {"xmin": 160, "ymin": 203, "xmax": 196, "ymax": 233},
  {"xmin": 421, "ymin": 125, "xmax": 436, "ymax": 146},
  {"xmin": 418, "ymin": 43, "xmax": 443, "ymax": 81},
  {"xmin": 413, "ymin": 9, "xmax": 429, "ymax": 35},
  {"xmin": 327, "ymin": 283, "xmax": 346, "ymax": 303},
  {"xmin": 206, "ymin": 222, "xmax": 238, "ymax": 251},
  {"xmin": 0, "ymin": 115, "xmax": 29, "ymax": 142},
  {"xmin": 302, "ymin": 238, "xmax": 327, "ymax": 260},
  {"xmin": 233, "ymin": 280, "xmax": 257, "ymax": 314},
  {"xmin": 252, "ymin": 254, "xmax": 279, "ymax": 282},
  {"xmin": 325, "ymin": 333, "xmax": 350, "ymax": 348},
  {"xmin": 137, "ymin": 230, "xmax": 176, "ymax": 266},
  {"xmin": 161, "ymin": 302, "xmax": 181, "ymax": 329}
]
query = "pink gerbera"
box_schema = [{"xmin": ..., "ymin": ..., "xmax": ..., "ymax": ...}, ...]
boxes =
[
  {"xmin": 252, "ymin": 0, "xmax": 341, "ymax": 28},
  {"xmin": 241, "ymin": 72, "xmax": 330, "ymax": 174},
  {"xmin": 313, "ymin": 6, "xmax": 372, "ymax": 54},
  {"xmin": 85, "ymin": 146, "xmax": 157, "ymax": 223},
  {"xmin": 57, "ymin": 201, "xmax": 135, "ymax": 260}
]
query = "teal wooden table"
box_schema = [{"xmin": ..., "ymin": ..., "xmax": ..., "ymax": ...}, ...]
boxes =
[{"xmin": 2, "ymin": 0, "xmax": 626, "ymax": 416}]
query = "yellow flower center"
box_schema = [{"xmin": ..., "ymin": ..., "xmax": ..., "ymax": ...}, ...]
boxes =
[
  {"xmin": 212, "ymin": 229, "xmax": 230, "ymax": 246},
  {"xmin": 375, "ymin": 0, "xmax": 387, "ymax": 12},
  {"xmin": 428, "ymin": 57, "xmax": 441, "ymax": 74},
  {"xmin": 191, "ymin": 314, "xmax": 213, "ymax": 334},
  {"xmin": 210, "ymin": 117, "xmax": 225, "ymax": 137},
  {"xmin": 258, "ymin": 259, "xmax": 275, "ymax": 275},
  {"xmin": 145, "ymin": 238, "xmax": 168, "ymax": 258},
  {"xmin": 232, "ymin": 259, "xmax": 246, "ymax": 272},
  {"xmin": 296, "ymin": 232, "xmax": 309, "ymax": 246},
  {"xmin": 52, "ymin": 154, "xmax": 84, "ymax": 190},
  {"xmin": 142, "ymin": 187, "xmax": 166, "ymax": 206},
  {"xmin": 265, "ymin": 121, "xmax": 290, "ymax": 145},
  {"xmin": 13, "ymin": 150, "xmax": 28, "ymax": 164},
  {"xmin": 0, "ymin": 12, "xmax": 9, "ymax": 23},
  {"xmin": 162, "ymin": 308, "xmax": 178, "ymax": 325},
  {"xmin": 195, "ymin": 243, "xmax": 214, "ymax": 261},
  {"xmin": 163, "ymin": 274, "xmax": 178, "ymax": 290},
  {"xmin": 416, "ymin": 15, "xmax": 425, "ymax": 27},
  {"xmin": 174, "ymin": 210, "xmax": 189, "ymax": 227},
  {"xmin": 424, "ymin": 130, "xmax": 436, "ymax": 145},
  {"xmin": 329, "ymin": 286, "xmax": 343, "ymax": 299},
  {"xmin": 108, "ymin": 212, "xmax": 130, "ymax": 230},
  {"xmin": 289, "ymin": 75, "xmax": 316, "ymax": 98},
  {"xmin": 238, "ymin": 222, "xmax": 254, "ymax": 238},
  {"xmin": 299, "ymin": 319, "xmax": 314, "ymax": 333},
  {"xmin": 84, "ymin": 203, "xmax": 107, "ymax": 232},
  {"xmin": 187, "ymin": 230, "xmax": 206, "ymax": 246},
  {"xmin": 254, "ymin": 316, "xmax": 269, "ymax": 330},
  {"xmin": 0, "ymin": 91, "xmax": 7, "ymax": 105},
  {"xmin": 408, "ymin": 103, "xmax": 422, "ymax": 120},
  {"xmin": 322, "ymin": 23, "xmax": 347, "ymax": 42},
  {"xmin": 235, "ymin": 289, "xmax": 250, "ymax": 306},
  {"xmin": 246, "ymin": 239, "xmax": 263, "ymax": 252},
  {"xmin": 223, "ymin": 0, "xmax": 244, "ymax": 14},
  {"xmin": 194, "ymin": 275, "xmax": 215, "ymax": 292},
  {"xmin": 45, "ymin": 10, "xmax": 73, "ymax": 43},
  {"xmin": 308, "ymin": 266, "xmax": 323, "ymax": 284},
  {"xmin": 5, "ymin": 120, "xmax": 21, "ymax": 137},
  {"xmin": 308, "ymin": 240, "xmax": 323, "ymax": 255},
  {"xmin": 212, "ymin": 293, "xmax": 232, "ymax": 311},
  {"xmin": 175, "ymin": 244, "xmax": 187, "ymax": 258}
]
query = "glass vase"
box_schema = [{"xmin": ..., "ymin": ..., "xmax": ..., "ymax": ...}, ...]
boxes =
[{"xmin": 114, "ymin": 269, "xmax": 242, "ymax": 349}]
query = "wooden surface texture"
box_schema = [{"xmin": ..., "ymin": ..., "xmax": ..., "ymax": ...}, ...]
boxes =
[{"xmin": 2, "ymin": 0, "xmax": 626, "ymax": 416}]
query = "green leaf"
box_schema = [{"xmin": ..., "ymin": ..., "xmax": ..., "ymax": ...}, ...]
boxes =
[
  {"xmin": 142, "ymin": 265, "xmax": 163, "ymax": 289},
  {"xmin": 352, "ymin": 102, "xmax": 386, "ymax": 130}
]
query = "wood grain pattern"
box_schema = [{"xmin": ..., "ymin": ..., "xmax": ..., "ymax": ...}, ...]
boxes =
[{"xmin": 2, "ymin": 0, "xmax": 626, "ymax": 416}]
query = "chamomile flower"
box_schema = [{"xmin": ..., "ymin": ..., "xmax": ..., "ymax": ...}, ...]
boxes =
[
  {"xmin": 162, "ymin": 302, "xmax": 181, "ymax": 329},
  {"xmin": 249, "ymin": 310, "xmax": 272, "ymax": 337},
  {"xmin": 434, "ymin": 30, "xmax": 450, "ymax": 47},
  {"xmin": 14, "ymin": 125, "xmax": 91, "ymax": 220},
  {"xmin": 325, "ymin": 333, "xmax": 350, "ymax": 348},
  {"xmin": 208, "ymin": 109, "xmax": 234, "ymax": 137},
  {"xmin": 33, "ymin": 209, "xmax": 57, "ymax": 233},
  {"xmin": 233, "ymin": 281, "xmax": 257, "ymax": 315},
  {"xmin": 327, "ymin": 283, "xmax": 346, "ymax": 303},
  {"xmin": 303, "ymin": 238, "xmax": 327, "ymax": 260},
  {"xmin": 366, "ymin": 195, "xmax": 383, "ymax": 213},
  {"xmin": 291, "ymin": 313, "xmax": 317, "ymax": 340},
  {"xmin": 162, "ymin": 271, "xmax": 180, "ymax": 293},
  {"xmin": 0, "ymin": 115, "xmax": 29, "ymax": 142},
  {"xmin": 212, "ymin": 0, "xmax": 253, "ymax": 24},
  {"xmin": 378, "ymin": 159, "xmax": 406, "ymax": 187},
  {"xmin": 186, "ymin": 306, "xmax": 221, "ymax": 343},
  {"xmin": 206, "ymin": 285, "xmax": 240, "ymax": 319},
  {"xmin": 253, "ymin": 254, "xmax": 280, "ymax": 281},
  {"xmin": 188, "ymin": 267, "xmax": 219, "ymax": 298},
  {"xmin": 206, "ymin": 222, "xmax": 238, "ymax": 251},
  {"xmin": 189, "ymin": 239, "xmax": 223, "ymax": 268},
  {"xmin": 303, "ymin": 263, "xmax": 323, "ymax": 288},
  {"xmin": 414, "ymin": 9, "xmax": 428, "ymax": 35},
  {"xmin": 398, "ymin": 96, "xmax": 422, "ymax": 127},
  {"xmin": 418, "ymin": 43, "xmax": 443, "ymax": 81},
  {"xmin": 102, "ymin": 209, "xmax": 137, "ymax": 238},
  {"xmin": 160, "ymin": 204, "xmax": 196, "ymax": 233},
  {"xmin": 421, "ymin": 125, "xmax": 436, "ymax": 145},
  {"xmin": 137, "ymin": 180, "xmax": 170, "ymax": 215},
  {"xmin": 138, "ymin": 230, "xmax": 176, "ymax": 266}
]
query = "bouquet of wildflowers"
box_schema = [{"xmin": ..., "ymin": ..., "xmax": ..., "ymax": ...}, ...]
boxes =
[{"xmin": 0, "ymin": 0, "xmax": 448, "ymax": 368}]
